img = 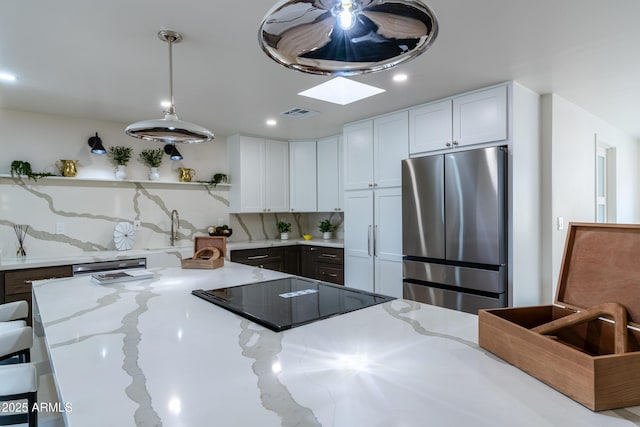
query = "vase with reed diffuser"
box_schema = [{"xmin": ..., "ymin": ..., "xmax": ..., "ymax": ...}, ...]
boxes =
[{"xmin": 14, "ymin": 224, "xmax": 28, "ymax": 256}]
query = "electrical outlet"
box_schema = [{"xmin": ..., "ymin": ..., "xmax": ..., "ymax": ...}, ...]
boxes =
[
  {"xmin": 56, "ymin": 222, "xmax": 65, "ymax": 234},
  {"xmin": 133, "ymin": 220, "xmax": 141, "ymax": 230}
]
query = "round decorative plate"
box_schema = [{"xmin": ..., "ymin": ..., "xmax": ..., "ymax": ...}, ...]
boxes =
[{"xmin": 113, "ymin": 222, "xmax": 135, "ymax": 251}]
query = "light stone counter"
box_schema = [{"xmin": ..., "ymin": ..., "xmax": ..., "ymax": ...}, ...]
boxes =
[
  {"xmin": 32, "ymin": 263, "xmax": 639, "ymax": 427},
  {"xmin": 0, "ymin": 246, "xmax": 195, "ymax": 271},
  {"xmin": 0, "ymin": 239, "xmax": 343, "ymax": 272},
  {"xmin": 227, "ymin": 238, "xmax": 344, "ymax": 251}
]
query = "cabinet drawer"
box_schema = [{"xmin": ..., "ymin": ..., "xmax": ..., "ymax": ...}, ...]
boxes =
[
  {"xmin": 231, "ymin": 247, "xmax": 284, "ymax": 268},
  {"xmin": 307, "ymin": 246, "xmax": 343, "ymax": 263},
  {"xmin": 316, "ymin": 263, "xmax": 344, "ymax": 285},
  {"xmin": 5, "ymin": 265, "xmax": 73, "ymax": 295}
]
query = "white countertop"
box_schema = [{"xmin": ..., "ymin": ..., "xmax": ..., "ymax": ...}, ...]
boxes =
[
  {"xmin": 31, "ymin": 263, "xmax": 637, "ymax": 427},
  {"xmin": 0, "ymin": 239, "xmax": 343, "ymax": 271}
]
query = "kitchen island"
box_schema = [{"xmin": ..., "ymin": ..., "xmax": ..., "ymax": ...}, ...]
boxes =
[{"xmin": 32, "ymin": 263, "xmax": 638, "ymax": 426}]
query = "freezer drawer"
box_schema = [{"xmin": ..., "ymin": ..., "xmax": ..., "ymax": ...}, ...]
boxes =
[
  {"xmin": 403, "ymin": 282, "xmax": 505, "ymax": 314},
  {"xmin": 403, "ymin": 259, "xmax": 506, "ymax": 294}
]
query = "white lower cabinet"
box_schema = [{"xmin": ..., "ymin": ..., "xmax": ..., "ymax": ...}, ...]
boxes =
[{"xmin": 344, "ymin": 187, "xmax": 402, "ymax": 298}]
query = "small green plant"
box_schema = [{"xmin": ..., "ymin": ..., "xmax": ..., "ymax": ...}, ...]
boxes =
[
  {"xmin": 277, "ymin": 220, "xmax": 291, "ymax": 233},
  {"xmin": 205, "ymin": 173, "xmax": 228, "ymax": 188},
  {"xmin": 10, "ymin": 160, "xmax": 54, "ymax": 181},
  {"xmin": 108, "ymin": 146, "xmax": 133, "ymax": 166},
  {"xmin": 318, "ymin": 219, "xmax": 335, "ymax": 233},
  {"xmin": 139, "ymin": 148, "xmax": 164, "ymax": 168}
]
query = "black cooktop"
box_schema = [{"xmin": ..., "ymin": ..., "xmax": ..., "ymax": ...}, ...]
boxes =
[{"xmin": 191, "ymin": 277, "xmax": 395, "ymax": 332}]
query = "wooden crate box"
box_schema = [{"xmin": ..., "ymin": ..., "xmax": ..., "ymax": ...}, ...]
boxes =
[
  {"xmin": 181, "ymin": 236, "xmax": 226, "ymax": 269},
  {"xmin": 479, "ymin": 223, "xmax": 640, "ymax": 411}
]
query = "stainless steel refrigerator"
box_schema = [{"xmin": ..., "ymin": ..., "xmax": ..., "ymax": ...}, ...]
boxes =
[{"xmin": 402, "ymin": 146, "xmax": 507, "ymax": 314}]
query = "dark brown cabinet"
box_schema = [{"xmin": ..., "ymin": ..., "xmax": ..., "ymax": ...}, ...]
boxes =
[
  {"xmin": 231, "ymin": 244, "xmax": 343, "ymax": 285},
  {"xmin": 2, "ymin": 265, "xmax": 73, "ymax": 325},
  {"xmin": 301, "ymin": 246, "xmax": 344, "ymax": 285},
  {"xmin": 230, "ymin": 247, "xmax": 285, "ymax": 271}
]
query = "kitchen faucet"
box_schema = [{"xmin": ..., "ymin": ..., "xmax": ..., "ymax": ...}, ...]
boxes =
[{"xmin": 170, "ymin": 209, "xmax": 180, "ymax": 246}]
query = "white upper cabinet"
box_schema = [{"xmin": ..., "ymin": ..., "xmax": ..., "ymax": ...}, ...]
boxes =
[
  {"xmin": 316, "ymin": 135, "xmax": 343, "ymax": 212},
  {"xmin": 344, "ymin": 111, "xmax": 408, "ymax": 190},
  {"xmin": 289, "ymin": 140, "xmax": 317, "ymax": 212},
  {"xmin": 453, "ymin": 85, "xmax": 507, "ymax": 147},
  {"xmin": 228, "ymin": 135, "xmax": 289, "ymax": 213},
  {"xmin": 265, "ymin": 139, "xmax": 290, "ymax": 212},
  {"xmin": 343, "ymin": 120, "xmax": 374, "ymax": 190},
  {"xmin": 409, "ymin": 99, "xmax": 452, "ymax": 154},
  {"xmin": 374, "ymin": 111, "xmax": 409, "ymax": 188},
  {"xmin": 409, "ymin": 85, "xmax": 508, "ymax": 154}
]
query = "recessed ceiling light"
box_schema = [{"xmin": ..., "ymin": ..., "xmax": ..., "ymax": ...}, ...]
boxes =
[
  {"xmin": 393, "ymin": 74, "xmax": 408, "ymax": 82},
  {"xmin": 0, "ymin": 72, "xmax": 17, "ymax": 82},
  {"xmin": 160, "ymin": 100, "xmax": 172, "ymax": 108},
  {"xmin": 266, "ymin": 119, "xmax": 277, "ymax": 126},
  {"xmin": 299, "ymin": 77, "xmax": 385, "ymax": 105}
]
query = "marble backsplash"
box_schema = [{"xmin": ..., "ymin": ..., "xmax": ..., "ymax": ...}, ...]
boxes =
[
  {"xmin": 230, "ymin": 211, "xmax": 344, "ymax": 241},
  {"xmin": 0, "ymin": 176, "xmax": 343, "ymax": 261},
  {"xmin": 0, "ymin": 177, "xmax": 231, "ymax": 259}
]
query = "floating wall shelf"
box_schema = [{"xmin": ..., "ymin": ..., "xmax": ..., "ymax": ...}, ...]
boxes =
[{"xmin": 0, "ymin": 174, "xmax": 231, "ymax": 189}]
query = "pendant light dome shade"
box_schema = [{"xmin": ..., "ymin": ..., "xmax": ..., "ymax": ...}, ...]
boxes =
[
  {"xmin": 126, "ymin": 30, "xmax": 214, "ymax": 144},
  {"xmin": 258, "ymin": 0, "xmax": 439, "ymax": 76}
]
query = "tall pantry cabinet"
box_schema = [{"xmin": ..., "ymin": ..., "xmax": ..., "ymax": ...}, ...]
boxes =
[{"xmin": 343, "ymin": 111, "xmax": 407, "ymax": 298}]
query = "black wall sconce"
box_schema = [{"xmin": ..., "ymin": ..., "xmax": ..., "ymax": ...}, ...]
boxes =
[
  {"xmin": 164, "ymin": 144, "xmax": 183, "ymax": 160},
  {"xmin": 88, "ymin": 132, "xmax": 106, "ymax": 154}
]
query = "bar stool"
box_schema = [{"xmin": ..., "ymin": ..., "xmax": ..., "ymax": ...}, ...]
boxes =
[
  {"xmin": 0, "ymin": 327, "xmax": 33, "ymax": 364},
  {"xmin": 0, "ymin": 301, "xmax": 28, "ymax": 323},
  {"xmin": 0, "ymin": 363, "xmax": 38, "ymax": 427}
]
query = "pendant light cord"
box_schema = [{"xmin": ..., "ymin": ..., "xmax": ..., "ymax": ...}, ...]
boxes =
[{"xmin": 167, "ymin": 34, "xmax": 175, "ymax": 115}]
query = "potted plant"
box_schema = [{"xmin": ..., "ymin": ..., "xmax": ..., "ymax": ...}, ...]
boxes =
[
  {"xmin": 277, "ymin": 220, "xmax": 291, "ymax": 240},
  {"xmin": 139, "ymin": 148, "xmax": 164, "ymax": 181},
  {"xmin": 108, "ymin": 146, "xmax": 133, "ymax": 179},
  {"xmin": 319, "ymin": 219, "xmax": 335, "ymax": 240},
  {"xmin": 10, "ymin": 160, "xmax": 54, "ymax": 181}
]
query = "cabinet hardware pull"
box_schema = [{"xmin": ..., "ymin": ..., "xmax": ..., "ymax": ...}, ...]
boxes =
[
  {"xmin": 327, "ymin": 273, "xmax": 337, "ymax": 277},
  {"xmin": 321, "ymin": 253, "xmax": 337, "ymax": 258},
  {"xmin": 368, "ymin": 183, "xmax": 373, "ymax": 187},
  {"xmin": 445, "ymin": 142, "xmax": 452, "ymax": 147},
  {"xmin": 309, "ymin": 247, "xmax": 316, "ymax": 251},
  {"xmin": 452, "ymin": 141, "xmax": 459, "ymax": 146},
  {"xmin": 247, "ymin": 255, "xmax": 269, "ymax": 260},
  {"xmin": 374, "ymin": 225, "xmax": 378, "ymax": 257},
  {"xmin": 367, "ymin": 225, "xmax": 372, "ymax": 256},
  {"xmin": 373, "ymin": 183, "xmax": 378, "ymax": 187},
  {"xmin": 24, "ymin": 280, "xmax": 33, "ymax": 285}
]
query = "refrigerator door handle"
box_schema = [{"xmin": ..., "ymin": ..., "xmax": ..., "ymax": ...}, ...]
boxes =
[
  {"xmin": 368, "ymin": 225, "xmax": 372, "ymax": 256},
  {"xmin": 374, "ymin": 225, "xmax": 378, "ymax": 257}
]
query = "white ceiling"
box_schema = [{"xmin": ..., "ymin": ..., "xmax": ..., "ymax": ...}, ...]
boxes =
[{"xmin": 1, "ymin": 0, "xmax": 639, "ymax": 141}]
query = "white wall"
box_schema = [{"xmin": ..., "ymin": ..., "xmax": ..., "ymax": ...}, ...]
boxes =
[
  {"xmin": 541, "ymin": 94, "xmax": 640, "ymax": 301},
  {"xmin": 0, "ymin": 109, "xmax": 231, "ymax": 258},
  {"xmin": 0, "ymin": 108, "xmax": 228, "ymax": 181}
]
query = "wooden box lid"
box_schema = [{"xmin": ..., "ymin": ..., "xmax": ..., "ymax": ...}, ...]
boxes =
[
  {"xmin": 556, "ymin": 223, "xmax": 640, "ymax": 324},
  {"xmin": 193, "ymin": 236, "xmax": 226, "ymax": 258}
]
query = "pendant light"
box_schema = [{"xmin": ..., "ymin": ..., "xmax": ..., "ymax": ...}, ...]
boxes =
[
  {"xmin": 258, "ymin": 0, "xmax": 438, "ymax": 76},
  {"xmin": 125, "ymin": 30, "xmax": 214, "ymax": 144}
]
